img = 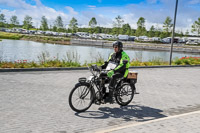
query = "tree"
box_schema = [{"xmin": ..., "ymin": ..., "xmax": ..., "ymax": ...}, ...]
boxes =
[
  {"xmin": 111, "ymin": 27, "xmax": 118, "ymax": 35},
  {"xmin": 154, "ymin": 24, "xmax": 162, "ymax": 37},
  {"xmin": 185, "ymin": 30, "xmax": 189, "ymax": 37},
  {"xmin": 148, "ymin": 25, "xmax": 155, "ymax": 37},
  {"xmin": 0, "ymin": 13, "xmax": 6, "ymax": 27},
  {"xmin": 10, "ymin": 15, "xmax": 19, "ymax": 25},
  {"xmin": 179, "ymin": 31, "xmax": 184, "ymax": 38},
  {"xmin": 52, "ymin": 26, "xmax": 57, "ymax": 32},
  {"xmin": 191, "ymin": 17, "xmax": 200, "ymax": 36},
  {"xmin": 163, "ymin": 16, "xmax": 173, "ymax": 33},
  {"xmin": 40, "ymin": 16, "xmax": 48, "ymax": 31},
  {"xmin": 94, "ymin": 26, "xmax": 102, "ymax": 33},
  {"xmin": 69, "ymin": 17, "xmax": 78, "ymax": 33},
  {"xmin": 131, "ymin": 29, "xmax": 136, "ymax": 36},
  {"xmin": 136, "ymin": 17, "xmax": 146, "ymax": 36},
  {"xmin": 88, "ymin": 17, "xmax": 97, "ymax": 33},
  {"xmin": 137, "ymin": 17, "xmax": 145, "ymax": 28},
  {"xmin": 23, "ymin": 15, "xmax": 32, "ymax": 30},
  {"xmin": 160, "ymin": 32, "xmax": 168, "ymax": 39},
  {"xmin": 89, "ymin": 17, "xmax": 97, "ymax": 28},
  {"xmin": 0, "ymin": 13, "xmax": 6, "ymax": 23},
  {"xmin": 154, "ymin": 30, "xmax": 161, "ymax": 37},
  {"xmin": 121, "ymin": 23, "xmax": 131, "ymax": 35},
  {"xmin": 113, "ymin": 15, "xmax": 124, "ymax": 35},
  {"xmin": 54, "ymin": 16, "xmax": 64, "ymax": 29}
]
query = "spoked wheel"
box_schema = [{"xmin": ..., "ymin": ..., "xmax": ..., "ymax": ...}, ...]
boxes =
[
  {"xmin": 69, "ymin": 84, "xmax": 94, "ymax": 112},
  {"xmin": 115, "ymin": 83, "xmax": 135, "ymax": 106}
]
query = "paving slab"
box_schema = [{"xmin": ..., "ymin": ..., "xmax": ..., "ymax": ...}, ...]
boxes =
[
  {"xmin": 95, "ymin": 110, "xmax": 200, "ymax": 133},
  {"xmin": 0, "ymin": 67, "xmax": 200, "ymax": 133}
]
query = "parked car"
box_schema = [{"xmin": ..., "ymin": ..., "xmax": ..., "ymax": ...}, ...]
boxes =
[
  {"xmin": 151, "ymin": 37, "xmax": 161, "ymax": 41},
  {"xmin": 35, "ymin": 30, "xmax": 44, "ymax": 35},
  {"xmin": 162, "ymin": 37, "xmax": 179, "ymax": 44},
  {"xmin": 0, "ymin": 28, "xmax": 6, "ymax": 31},
  {"xmin": 66, "ymin": 33, "xmax": 72, "ymax": 37},
  {"xmin": 44, "ymin": 31, "xmax": 52, "ymax": 35},
  {"xmin": 76, "ymin": 32, "xmax": 88, "ymax": 37},
  {"xmin": 161, "ymin": 37, "xmax": 171, "ymax": 43},
  {"xmin": 29, "ymin": 30, "xmax": 36, "ymax": 34},
  {"xmin": 118, "ymin": 34, "xmax": 129, "ymax": 41},
  {"xmin": 128, "ymin": 36, "xmax": 135, "ymax": 41},
  {"xmin": 21, "ymin": 29, "xmax": 29, "ymax": 34},
  {"xmin": 186, "ymin": 38, "xmax": 200, "ymax": 45},
  {"xmin": 5, "ymin": 29, "xmax": 12, "ymax": 32},
  {"xmin": 138, "ymin": 36, "xmax": 148, "ymax": 41},
  {"xmin": 99, "ymin": 33, "xmax": 109, "ymax": 39}
]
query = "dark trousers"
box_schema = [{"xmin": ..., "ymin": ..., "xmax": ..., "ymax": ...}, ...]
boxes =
[
  {"xmin": 109, "ymin": 73, "xmax": 124, "ymax": 89},
  {"xmin": 99, "ymin": 72, "xmax": 124, "ymax": 96}
]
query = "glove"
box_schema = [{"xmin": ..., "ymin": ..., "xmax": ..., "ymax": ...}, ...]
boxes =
[{"xmin": 107, "ymin": 70, "xmax": 114, "ymax": 78}]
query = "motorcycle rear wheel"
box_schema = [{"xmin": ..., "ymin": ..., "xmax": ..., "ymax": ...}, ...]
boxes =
[{"xmin": 115, "ymin": 83, "xmax": 135, "ymax": 106}]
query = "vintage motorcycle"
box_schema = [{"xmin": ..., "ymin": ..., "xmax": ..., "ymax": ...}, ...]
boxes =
[{"xmin": 68, "ymin": 65, "xmax": 138, "ymax": 113}]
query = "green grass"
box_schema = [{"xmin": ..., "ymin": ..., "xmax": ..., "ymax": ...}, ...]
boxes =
[
  {"xmin": 130, "ymin": 58, "xmax": 169, "ymax": 66},
  {"xmin": 129, "ymin": 57, "xmax": 200, "ymax": 66},
  {"xmin": 0, "ymin": 60, "xmax": 81, "ymax": 68},
  {"xmin": 0, "ymin": 32, "xmax": 24, "ymax": 40},
  {"xmin": 22, "ymin": 35, "xmax": 71, "ymax": 44},
  {"xmin": 29, "ymin": 28, "xmax": 37, "ymax": 31},
  {"xmin": 0, "ymin": 31, "xmax": 71, "ymax": 45}
]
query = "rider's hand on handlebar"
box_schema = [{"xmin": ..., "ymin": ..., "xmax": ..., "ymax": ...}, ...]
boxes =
[
  {"xmin": 107, "ymin": 70, "xmax": 114, "ymax": 78},
  {"xmin": 92, "ymin": 65, "xmax": 101, "ymax": 72}
]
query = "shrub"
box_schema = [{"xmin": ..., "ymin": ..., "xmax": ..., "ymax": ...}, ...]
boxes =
[{"xmin": 173, "ymin": 57, "xmax": 200, "ymax": 65}]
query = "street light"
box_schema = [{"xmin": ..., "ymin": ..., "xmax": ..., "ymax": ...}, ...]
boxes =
[{"xmin": 169, "ymin": 0, "xmax": 179, "ymax": 65}]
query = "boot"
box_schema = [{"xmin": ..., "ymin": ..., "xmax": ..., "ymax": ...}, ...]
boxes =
[{"xmin": 108, "ymin": 87, "xmax": 114, "ymax": 104}]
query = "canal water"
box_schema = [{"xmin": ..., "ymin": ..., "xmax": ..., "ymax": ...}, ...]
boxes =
[{"xmin": 0, "ymin": 39, "xmax": 199, "ymax": 64}]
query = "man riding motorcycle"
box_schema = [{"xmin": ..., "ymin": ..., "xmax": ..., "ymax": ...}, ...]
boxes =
[{"xmin": 100, "ymin": 41, "xmax": 130, "ymax": 103}]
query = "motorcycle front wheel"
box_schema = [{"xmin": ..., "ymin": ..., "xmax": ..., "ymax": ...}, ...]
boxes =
[{"xmin": 69, "ymin": 84, "xmax": 94, "ymax": 112}]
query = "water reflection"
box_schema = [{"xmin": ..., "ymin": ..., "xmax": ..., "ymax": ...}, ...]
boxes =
[{"xmin": 0, "ymin": 39, "xmax": 199, "ymax": 64}]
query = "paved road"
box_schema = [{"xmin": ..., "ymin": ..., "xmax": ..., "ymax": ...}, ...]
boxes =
[
  {"xmin": 96, "ymin": 110, "xmax": 200, "ymax": 133},
  {"xmin": 0, "ymin": 67, "xmax": 200, "ymax": 133}
]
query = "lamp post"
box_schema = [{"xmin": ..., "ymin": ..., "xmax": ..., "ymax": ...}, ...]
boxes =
[{"xmin": 169, "ymin": 0, "xmax": 179, "ymax": 65}]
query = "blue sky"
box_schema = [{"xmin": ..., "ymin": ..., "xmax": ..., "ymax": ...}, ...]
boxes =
[
  {"xmin": 38, "ymin": 0, "xmax": 148, "ymax": 9},
  {"xmin": 0, "ymin": 0, "xmax": 200, "ymax": 32}
]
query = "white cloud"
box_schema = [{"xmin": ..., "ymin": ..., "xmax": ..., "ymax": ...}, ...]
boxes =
[
  {"xmin": 0, "ymin": 0, "xmax": 199, "ymax": 33},
  {"xmin": 65, "ymin": 6, "xmax": 78, "ymax": 15},
  {"xmin": 33, "ymin": 0, "xmax": 42, "ymax": 6},
  {"xmin": 147, "ymin": 0, "xmax": 158, "ymax": 4},
  {"xmin": 79, "ymin": 11, "xmax": 113, "ymax": 27},
  {"xmin": 0, "ymin": 0, "xmax": 69, "ymax": 28},
  {"xmin": 189, "ymin": 0, "xmax": 200, "ymax": 4},
  {"xmin": 98, "ymin": 14, "xmax": 104, "ymax": 18},
  {"xmin": 111, "ymin": 10, "xmax": 120, "ymax": 14},
  {"xmin": 122, "ymin": 13, "xmax": 137, "ymax": 29},
  {"xmin": 125, "ymin": 2, "xmax": 200, "ymax": 32},
  {"xmin": 0, "ymin": 0, "xmax": 33, "ymax": 9},
  {"xmin": 88, "ymin": 5, "xmax": 96, "ymax": 8},
  {"xmin": 88, "ymin": 5, "xmax": 96, "ymax": 10}
]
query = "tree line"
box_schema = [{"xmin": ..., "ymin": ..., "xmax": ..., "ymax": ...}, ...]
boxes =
[{"xmin": 0, "ymin": 13, "xmax": 200, "ymax": 38}]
